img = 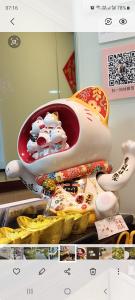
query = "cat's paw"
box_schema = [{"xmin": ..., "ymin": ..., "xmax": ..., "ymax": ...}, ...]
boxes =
[{"xmin": 95, "ymin": 191, "xmax": 119, "ymax": 218}]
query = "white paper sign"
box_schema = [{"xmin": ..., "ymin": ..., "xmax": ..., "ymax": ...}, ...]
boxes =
[{"xmin": 95, "ymin": 215, "xmax": 128, "ymax": 240}]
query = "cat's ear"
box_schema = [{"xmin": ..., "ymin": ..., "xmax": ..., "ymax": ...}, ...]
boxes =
[
  {"xmin": 53, "ymin": 112, "xmax": 59, "ymax": 119},
  {"xmin": 70, "ymin": 86, "xmax": 109, "ymax": 125},
  {"xmin": 37, "ymin": 116, "xmax": 43, "ymax": 120}
]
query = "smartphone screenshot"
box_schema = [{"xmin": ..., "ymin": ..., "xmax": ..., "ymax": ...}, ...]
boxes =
[{"xmin": 0, "ymin": 1, "xmax": 135, "ymax": 299}]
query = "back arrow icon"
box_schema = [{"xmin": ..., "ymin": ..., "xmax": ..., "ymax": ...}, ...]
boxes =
[
  {"xmin": 10, "ymin": 18, "xmax": 15, "ymax": 25},
  {"xmin": 104, "ymin": 289, "xmax": 108, "ymax": 295}
]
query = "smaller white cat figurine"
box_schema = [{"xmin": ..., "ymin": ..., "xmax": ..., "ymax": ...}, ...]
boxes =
[{"xmin": 44, "ymin": 112, "xmax": 61, "ymax": 129}]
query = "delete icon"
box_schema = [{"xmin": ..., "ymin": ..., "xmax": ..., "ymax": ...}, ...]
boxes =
[{"xmin": 90, "ymin": 268, "xmax": 96, "ymax": 276}]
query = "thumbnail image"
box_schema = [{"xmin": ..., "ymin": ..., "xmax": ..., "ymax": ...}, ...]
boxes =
[
  {"xmin": 48, "ymin": 247, "xmax": 59, "ymax": 260},
  {"xmin": 87, "ymin": 247, "xmax": 99, "ymax": 260},
  {"xmin": 24, "ymin": 247, "xmax": 48, "ymax": 260},
  {"xmin": 112, "ymin": 247, "xmax": 125, "ymax": 260},
  {"xmin": 77, "ymin": 247, "xmax": 87, "ymax": 260},
  {"xmin": 0, "ymin": 247, "xmax": 11, "ymax": 259},
  {"xmin": 10, "ymin": 247, "xmax": 25, "ymax": 259},
  {"xmin": 0, "ymin": 247, "xmax": 25, "ymax": 260},
  {"xmin": 60, "ymin": 246, "xmax": 75, "ymax": 261},
  {"xmin": 0, "ymin": 247, "xmax": 59, "ymax": 260},
  {"xmin": 99, "ymin": 248, "xmax": 112, "ymax": 260},
  {"xmin": 125, "ymin": 248, "xmax": 135, "ymax": 260}
]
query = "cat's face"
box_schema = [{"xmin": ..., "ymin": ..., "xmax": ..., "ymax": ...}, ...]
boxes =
[
  {"xmin": 30, "ymin": 117, "xmax": 45, "ymax": 135},
  {"xmin": 18, "ymin": 97, "xmax": 112, "ymax": 176}
]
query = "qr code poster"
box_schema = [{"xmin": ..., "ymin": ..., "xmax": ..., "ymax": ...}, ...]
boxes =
[{"xmin": 102, "ymin": 44, "xmax": 135, "ymax": 100}]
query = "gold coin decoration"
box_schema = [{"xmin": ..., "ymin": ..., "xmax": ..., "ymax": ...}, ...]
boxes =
[{"xmin": 42, "ymin": 179, "xmax": 56, "ymax": 192}]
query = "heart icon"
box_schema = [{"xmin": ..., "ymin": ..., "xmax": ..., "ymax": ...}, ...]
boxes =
[{"xmin": 13, "ymin": 268, "xmax": 20, "ymax": 275}]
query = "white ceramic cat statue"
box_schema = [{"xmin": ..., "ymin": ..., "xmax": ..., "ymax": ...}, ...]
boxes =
[
  {"xmin": 5, "ymin": 87, "xmax": 135, "ymax": 219},
  {"xmin": 30, "ymin": 116, "xmax": 45, "ymax": 139}
]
